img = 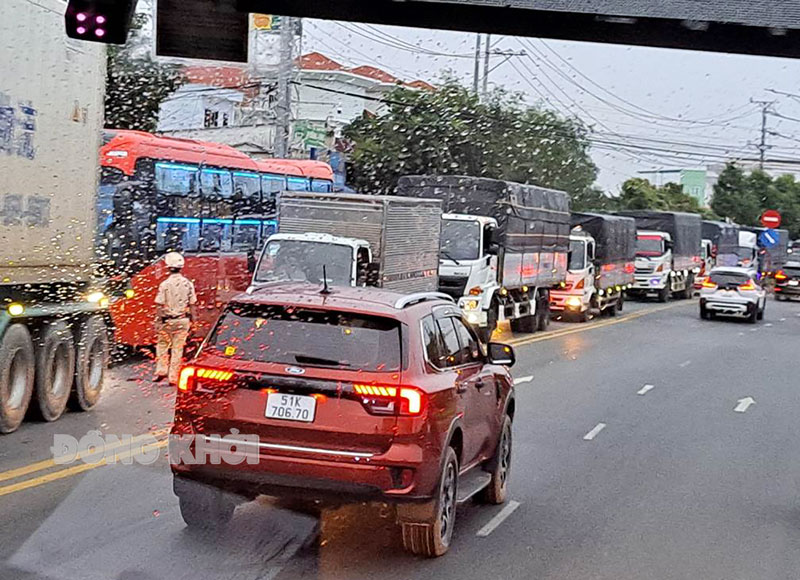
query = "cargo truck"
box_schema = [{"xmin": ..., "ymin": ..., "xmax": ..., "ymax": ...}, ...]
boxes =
[
  {"xmin": 696, "ymin": 220, "xmax": 740, "ymax": 290},
  {"xmin": 550, "ymin": 213, "xmax": 637, "ymax": 321},
  {"xmin": 0, "ymin": 0, "xmax": 108, "ymax": 433},
  {"xmin": 743, "ymin": 226, "xmax": 790, "ymax": 276},
  {"xmin": 396, "ymin": 175, "xmax": 570, "ymax": 340},
  {"xmin": 618, "ymin": 211, "xmax": 702, "ymax": 302},
  {"xmin": 250, "ymin": 192, "xmax": 442, "ymax": 294}
]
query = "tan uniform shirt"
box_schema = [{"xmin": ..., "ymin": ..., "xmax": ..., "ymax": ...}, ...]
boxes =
[{"xmin": 155, "ymin": 273, "xmax": 197, "ymax": 318}]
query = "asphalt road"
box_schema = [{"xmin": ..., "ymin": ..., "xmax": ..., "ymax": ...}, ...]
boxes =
[{"xmin": 2, "ymin": 296, "xmax": 800, "ymax": 580}]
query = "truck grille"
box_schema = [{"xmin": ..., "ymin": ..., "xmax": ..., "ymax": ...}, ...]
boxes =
[
  {"xmin": 635, "ymin": 266, "xmax": 654, "ymax": 275},
  {"xmin": 438, "ymin": 275, "xmax": 468, "ymax": 298}
]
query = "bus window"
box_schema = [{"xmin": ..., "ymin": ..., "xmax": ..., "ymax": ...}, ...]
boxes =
[
  {"xmin": 287, "ymin": 176, "xmax": 311, "ymax": 191},
  {"xmin": 262, "ymin": 220, "xmax": 277, "ymax": 240},
  {"xmin": 311, "ymin": 179, "xmax": 333, "ymax": 192},
  {"xmin": 199, "ymin": 220, "xmax": 232, "ymax": 252},
  {"xmin": 233, "ymin": 172, "xmax": 261, "ymax": 202},
  {"xmin": 155, "ymin": 162, "xmax": 198, "ymax": 196},
  {"xmin": 231, "ymin": 221, "xmax": 262, "ymax": 252},
  {"xmin": 200, "ymin": 168, "xmax": 233, "ymax": 198},
  {"xmin": 156, "ymin": 218, "xmax": 200, "ymax": 252}
]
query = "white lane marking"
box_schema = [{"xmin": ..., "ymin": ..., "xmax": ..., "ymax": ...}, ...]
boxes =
[
  {"xmin": 780, "ymin": 318, "xmax": 786, "ymax": 322},
  {"xmin": 637, "ymin": 384, "xmax": 655, "ymax": 396},
  {"xmin": 476, "ymin": 500, "xmax": 521, "ymax": 537},
  {"xmin": 583, "ymin": 423, "xmax": 606, "ymax": 441},
  {"xmin": 749, "ymin": 328, "xmax": 758, "ymax": 332},
  {"xmin": 513, "ymin": 375, "xmax": 534, "ymax": 385},
  {"xmin": 765, "ymin": 323, "xmax": 773, "ymax": 327},
  {"xmin": 678, "ymin": 360, "xmax": 692, "ymax": 368},
  {"xmin": 734, "ymin": 397, "xmax": 756, "ymax": 413},
  {"xmin": 738, "ymin": 332, "xmax": 745, "ymax": 336}
]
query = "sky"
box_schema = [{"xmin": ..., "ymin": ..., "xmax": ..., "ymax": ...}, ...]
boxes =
[{"xmin": 301, "ymin": 18, "xmax": 800, "ymax": 193}]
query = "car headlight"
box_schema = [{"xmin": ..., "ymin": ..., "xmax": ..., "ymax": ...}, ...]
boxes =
[
  {"xmin": 466, "ymin": 312, "xmax": 480, "ymax": 324},
  {"xmin": 464, "ymin": 300, "xmax": 479, "ymax": 310},
  {"xmin": 85, "ymin": 291, "xmax": 105, "ymax": 303},
  {"xmin": 565, "ymin": 296, "xmax": 582, "ymax": 308}
]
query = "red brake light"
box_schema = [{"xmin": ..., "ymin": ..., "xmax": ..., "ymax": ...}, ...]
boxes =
[
  {"xmin": 177, "ymin": 366, "xmax": 235, "ymax": 392},
  {"xmin": 775, "ymin": 270, "xmax": 787, "ymax": 281},
  {"xmin": 353, "ymin": 384, "xmax": 425, "ymax": 416},
  {"xmin": 701, "ymin": 279, "xmax": 717, "ymax": 289},
  {"xmin": 575, "ymin": 278, "xmax": 585, "ymax": 290},
  {"xmin": 739, "ymin": 280, "xmax": 756, "ymax": 291}
]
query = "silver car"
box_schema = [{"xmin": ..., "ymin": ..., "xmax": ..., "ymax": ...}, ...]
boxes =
[{"xmin": 699, "ymin": 267, "xmax": 766, "ymax": 323}]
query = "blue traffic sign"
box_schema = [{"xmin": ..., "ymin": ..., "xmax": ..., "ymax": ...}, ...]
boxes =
[{"xmin": 759, "ymin": 229, "xmax": 780, "ymax": 248}]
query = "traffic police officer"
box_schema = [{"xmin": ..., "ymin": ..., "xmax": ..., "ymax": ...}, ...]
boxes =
[{"xmin": 154, "ymin": 252, "xmax": 197, "ymax": 384}]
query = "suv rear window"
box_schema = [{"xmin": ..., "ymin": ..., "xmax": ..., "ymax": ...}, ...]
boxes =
[
  {"xmin": 205, "ymin": 304, "xmax": 402, "ymax": 372},
  {"xmin": 783, "ymin": 266, "xmax": 800, "ymax": 278},
  {"xmin": 709, "ymin": 272, "xmax": 750, "ymax": 287}
]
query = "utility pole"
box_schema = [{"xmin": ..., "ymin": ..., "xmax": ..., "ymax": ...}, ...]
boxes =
[
  {"xmin": 482, "ymin": 34, "xmax": 491, "ymax": 98},
  {"xmin": 275, "ymin": 15, "xmax": 296, "ymax": 158},
  {"xmin": 472, "ymin": 33, "xmax": 482, "ymax": 94},
  {"xmin": 752, "ymin": 98, "xmax": 775, "ymax": 169}
]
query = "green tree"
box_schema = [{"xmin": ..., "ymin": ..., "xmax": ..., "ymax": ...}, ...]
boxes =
[
  {"xmin": 711, "ymin": 163, "xmax": 760, "ymax": 225},
  {"xmin": 616, "ymin": 178, "xmax": 664, "ymax": 210},
  {"xmin": 772, "ymin": 174, "xmax": 800, "ymax": 238},
  {"xmin": 570, "ymin": 186, "xmax": 617, "ymax": 212},
  {"xmin": 105, "ymin": 14, "xmax": 184, "ymax": 131},
  {"xmin": 344, "ymin": 82, "xmax": 597, "ymax": 199}
]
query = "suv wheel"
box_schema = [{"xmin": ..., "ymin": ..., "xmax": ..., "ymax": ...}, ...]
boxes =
[
  {"xmin": 175, "ymin": 478, "xmax": 236, "ymax": 532},
  {"xmin": 400, "ymin": 447, "xmax": 458, "ymax": 557},
  {"xmin": 481, "ymin": 415, "xmax": 512, "ymax": 505},
  {"xmin": 757, "ymin": 300, "xmax": 765, "ymax": 321},
  {"xmin": 747, "ymin": 305, "xmax": 758, "ymax": 324}
]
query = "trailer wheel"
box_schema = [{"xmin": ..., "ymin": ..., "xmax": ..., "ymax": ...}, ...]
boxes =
[
  {"xmin": 0, "ymin": 324, "xmax": 35, "ymax": 434},
  {"xmin": 34, "ymin": 321, "xmax": 75, "ymax": 422},
  {"xmin": 70, "ymin": 315, "xmax": 108, "ymax": 412}
]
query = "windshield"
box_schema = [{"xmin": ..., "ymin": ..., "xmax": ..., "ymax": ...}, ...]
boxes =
[
  {"xmin": 206, "ymin": 304, "xmax": 402, "ymax": 371},
  {"xmin": 708, "ymin": 271, "xmax": 751, "ymax": 287},
  {"xmin": 255, "ymin": 240, "xmax": 353, "ymax": 286},
  {"xmin": 736, "ymin": 246, "xmax": 756, "ymax": 260},
  {"xmin": 636, "ymin": 236, "xmax": 665, "ymax": 257},
  {"xmin": 568, "ymin": 239, "xmax": 586, "ymax": 270},
  {"xmin": 441, "ymin": 219, "xmax": 481, "ymax": 261}
]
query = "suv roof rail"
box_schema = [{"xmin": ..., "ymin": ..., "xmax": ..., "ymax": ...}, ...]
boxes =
[{"xmin": 394, "ymin": 292, "xmax": 455, "ymax": 309}]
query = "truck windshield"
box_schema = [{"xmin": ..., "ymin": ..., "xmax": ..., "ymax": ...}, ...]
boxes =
[
  {"xmin": 206, "ymin": 304, "xmax": 402, "ymax": 372},
  {"xmin": 568, "ymin": 239, "xmax": 586, "ymax": 270},
  {"xmin": 736, "ymin": 246, "xmax": 756, "ymax": 260},
  {"xmin": 255, "ymin": 240, "xmax": 353, "ymax": 286},
  {"xmin": 441, "ymin": 219, "xmax": 481, "ymax": 261},
  {"xmin": 636, "ymin": 236, "xmax": 664, "ymax": 257}
]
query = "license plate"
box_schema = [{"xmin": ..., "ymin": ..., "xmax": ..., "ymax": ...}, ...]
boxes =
[
  {"xmin": 789, "ymin": 280, "xmax": 798, "ymax": 286},
  {"xmin": 265, "ymin": 393, "xmax": 316, "ymax": 423}
]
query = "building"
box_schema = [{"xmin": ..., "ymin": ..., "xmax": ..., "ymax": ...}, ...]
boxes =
[
  {"xmin": 156, "ymin": 52, "xmax": 434, "ymax": 163},
  {"xmin": 638, "ymin": 167, "xmax": 720, "ymax": 207}
]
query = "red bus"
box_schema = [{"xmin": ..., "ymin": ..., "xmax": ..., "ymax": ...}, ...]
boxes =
[{"xmin": 99, "ymin": 129, "xmax": 334, "ymax": 348}]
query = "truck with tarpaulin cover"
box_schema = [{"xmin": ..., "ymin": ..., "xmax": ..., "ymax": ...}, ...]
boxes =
[
  {"xmin": 396, "ymin": 175, "xmax": 570, "ymax": 340},
  {"xmin": 618, "ymin": 210, "xmax": 702, "ymax": 302},
  {"xmin": 550, "ymin": 213, "xmax": 637, "ymax": 320}
]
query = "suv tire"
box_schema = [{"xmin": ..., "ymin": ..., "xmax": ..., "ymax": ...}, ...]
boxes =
[
  {"xmin": 400, "ymin": 447, "xmax": 458, "ymax": 557},
  {"xmin": 481, "ymin": 415, "xmax": 512, "ymax": 505},
  {"xmin": 176, "ymin": 479, "xmax": 236, "ymax": 532},
  {"xmin": 747, "ymin": 305, "xmax": 758, "ymax": 324},
  {"xmin": 757, "ymin": 300, "xmax": 765, "ymax": 321}
]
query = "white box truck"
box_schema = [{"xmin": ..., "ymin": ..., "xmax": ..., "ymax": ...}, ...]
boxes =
[{"xmin": 0, "ymin": 0, "xmax": 108, "ymax": 433}]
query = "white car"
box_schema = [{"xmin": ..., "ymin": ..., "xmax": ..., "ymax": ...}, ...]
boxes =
[{"xmin": 699, "ymin": 267, "xmax": 766, "ymax": 323}]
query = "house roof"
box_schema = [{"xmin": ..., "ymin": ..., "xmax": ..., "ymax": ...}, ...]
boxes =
[
  {"xmin": 297, "ymin": 52, "xmax": 345, "ymax": 71},
  {"xmin": 183, "ymin": 65, "xmax": 252, "ymax": 89}
]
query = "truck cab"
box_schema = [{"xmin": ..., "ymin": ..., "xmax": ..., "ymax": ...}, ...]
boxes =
[
  {"xmin": 437, "ymin": 214, "xmax": 499, "ymax": 327},
  {"xmin": 550, "ymin": 230, "xmax": 596, "ymax": 318},
  {"xmin": 736, "ymin": 231, "xmax": 759, "ymax": 273},
  {"xmin": 631, "ymin": 230, "xmax": 674, "ymax": 301},
  {"xmin": 249, "ymin": 232, "xmax": 373, "ymax": 291},
  {"xmin": 694, "ymin": 238, "xmax": 714, "ymax": 291}
]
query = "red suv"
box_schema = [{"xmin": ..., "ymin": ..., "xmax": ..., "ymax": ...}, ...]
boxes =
[{"xmin": 170, "ymin": 284, "xmax": 516, "ymax": 557}]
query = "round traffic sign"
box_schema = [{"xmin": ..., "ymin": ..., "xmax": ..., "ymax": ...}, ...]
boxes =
[{"xmin": 761, "ymin": 209, "xmax": 781, "ymax": 228}]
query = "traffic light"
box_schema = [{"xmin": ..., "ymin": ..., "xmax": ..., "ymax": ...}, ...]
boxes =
[{"xmin": 65, "ymin": 0, "xmax": 138, "ymax": 45}]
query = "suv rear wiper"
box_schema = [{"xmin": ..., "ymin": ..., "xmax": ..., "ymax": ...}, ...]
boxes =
[{"xmin": 293, "ymin": 354, "xmax": 347, "ymax": 367}]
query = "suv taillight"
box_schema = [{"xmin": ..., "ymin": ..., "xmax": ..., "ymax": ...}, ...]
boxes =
[
  {"xmin": 702, "ymin": 279, "xmax": 717, "ymax": 289},
  {"xmin": 775, "ymin": 270, "xmax": 788, "ymax": 282},
  {"xmin": 178, "ymin": 366, "xmax": 235, "ymax": 392},
  {"xmin": 738, "ymin": 280, "xmax": 756, "ymax": 291},
  {"xmin": 353, "ymin": 384, "xmax": 425, "ymax": 416}
]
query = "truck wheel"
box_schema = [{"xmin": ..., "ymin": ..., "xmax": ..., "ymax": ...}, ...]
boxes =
[
  {"xmin": 682, "ymin": 275, "xmax": 694, "ymax": 299},
  {"xmin": 657, "ymin": 286, "xmax": 670, "ymax": 303},
  {"xmin": 480, "ymin": 415, "xmax": 512, "ymax": 505},
  {"xmin": 617, "ymin": 294, "xmax": 625, "ymax": 312},
  {"xmin": 34, "ymin": 321, "xmax": 75, "ymax": 422},
  {"xmin": 607, "ymin": 300, "xmax": 618, "ymax": 317},
  {"xmin": 70, "ymin": 315, "xmax": 108, "ymax": 412},
  {"xmin": 175, "ymin": 478, "xmax": 236, "ymax": 532},
  {"xmin": 479, "ymin": 303, "xmax": 498, "ymax": 343},
  {"xmin": 400, "ymin": 447, "xmax": 458, "ymax": 557},
  {"xmin": 536, "ymin": 299, "xmax": 550, "ymax": 331},
  {"xmin": 0, "ymin": 324, "xmax": 35, "ymax": 434}
]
